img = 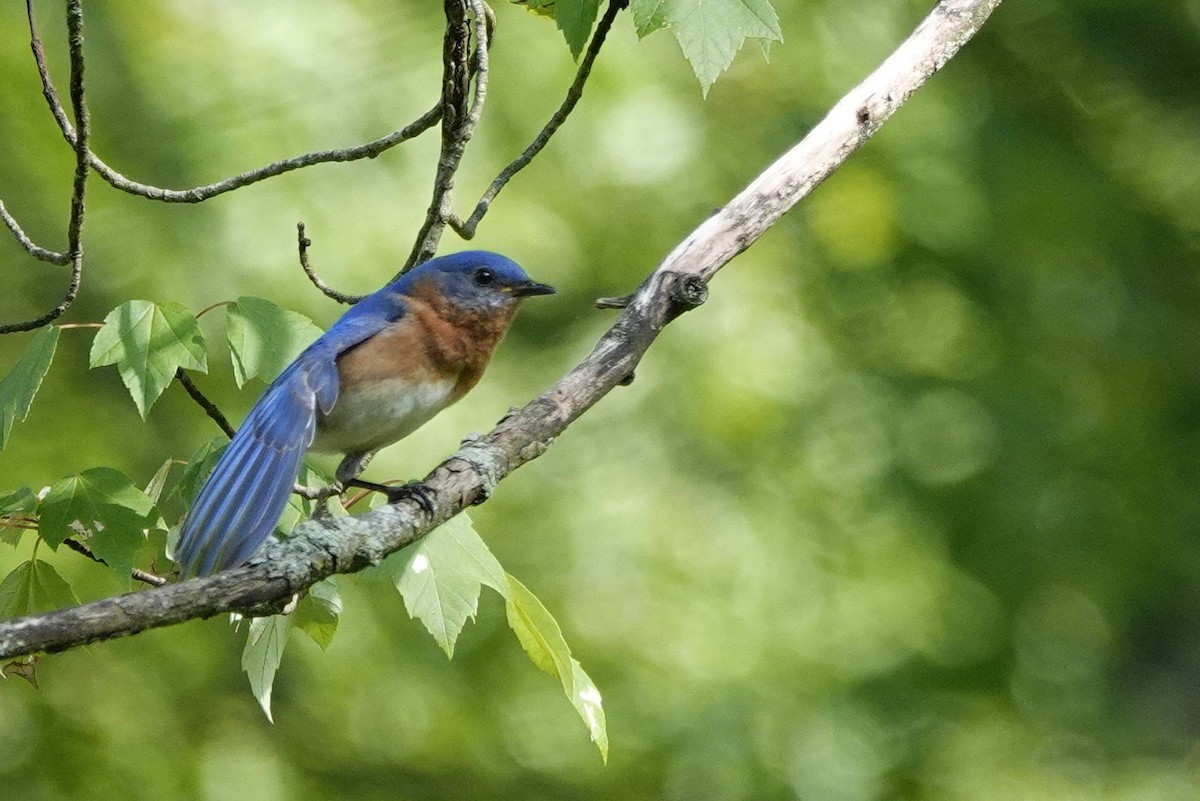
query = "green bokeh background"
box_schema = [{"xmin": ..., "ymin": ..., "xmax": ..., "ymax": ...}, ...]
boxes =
[{"xmin": 4, "ymin": 1, "xmax": 1200, "ymax": 799}]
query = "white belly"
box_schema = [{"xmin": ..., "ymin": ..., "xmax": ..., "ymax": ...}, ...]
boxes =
[{"xmin": 312, "ymin": 376, "xmax": 457, "ymax": 454}]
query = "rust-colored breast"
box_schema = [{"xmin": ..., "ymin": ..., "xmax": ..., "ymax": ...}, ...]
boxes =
[
  {"xmin": 404, "ymin": 278, "xmax": 518, "ymax": 402},
  {"xmin": 336, "ymin": 280, "xmax": 518, "ymax": 404}
]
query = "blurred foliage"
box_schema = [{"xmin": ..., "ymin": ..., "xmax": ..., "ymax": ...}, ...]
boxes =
[{"xmin": 3, "ymin": 0, "xmax": 1200, "ymax": 799}]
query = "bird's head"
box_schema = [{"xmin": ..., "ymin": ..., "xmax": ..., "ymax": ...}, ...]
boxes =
[{"xmin": 400, "ymin": 251, "xmax": 555, "ymax": 314}]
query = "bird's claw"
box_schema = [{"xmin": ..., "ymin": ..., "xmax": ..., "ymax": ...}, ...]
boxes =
[{"xmin": 383, "ymin": 481, "xmax": 436, "ymax": 515}]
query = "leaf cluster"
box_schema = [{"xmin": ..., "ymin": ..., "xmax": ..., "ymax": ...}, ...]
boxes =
[
  {"xmin": 518, "ymin": 0, "xmax": 782, "ymax": 93},
  {"xmin": 0, "ymin": 296, "xmax": 606, "ymax": 756}
]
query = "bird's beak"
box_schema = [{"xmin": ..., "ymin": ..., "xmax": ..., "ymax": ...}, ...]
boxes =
[{"xmin": 512, "ymin": 280, "xmax": 556, "ymax": 297}]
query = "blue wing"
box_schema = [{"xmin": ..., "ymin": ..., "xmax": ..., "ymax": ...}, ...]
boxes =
[{"xmin": 174, "ymin": 300, "xmax": 403, "ymax": 577}]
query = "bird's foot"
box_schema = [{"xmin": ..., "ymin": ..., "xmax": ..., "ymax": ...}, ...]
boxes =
[
  {"xmin": 294, "ymin": 480, "xmax": 346, "ymax": 520},
  {"xmin": 294, "ymin": 480, "xmax": 345, "ymax": 501},
  {"xmin": 385, "ymin": 481, "xmax": 436, "ymax": 515},
  {"xmin": 344, "ymin": 478, "xmax": 436, "ymax": 515}
]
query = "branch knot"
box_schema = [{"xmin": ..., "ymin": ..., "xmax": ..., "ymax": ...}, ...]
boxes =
[{"xmin": 663, "ymin": 271, "xmax": 708, "ymax": 323}]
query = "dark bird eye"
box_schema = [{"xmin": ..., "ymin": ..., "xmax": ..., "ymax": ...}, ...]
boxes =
[{"xmin": 472, "ymin": 267, "xmax": 496, "ymax": 286}]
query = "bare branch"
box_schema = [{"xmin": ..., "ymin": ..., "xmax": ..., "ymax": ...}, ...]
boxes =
[
  {"xmin": 63, "ymin": 0, "xmax": 88, "ymax": 263},
  {"xmin": 0, "ymin": 0, "xmax": 90, "ymax": 335},
  {"xmin": 24, "ymin": 0, "xmax": 73, "ymax": 146},
  {"xmin": 8, "ymin": 1, "xmax": 435, "ymax": 332},
  {"xmin": 175, "ymin": 370, "xmax": 236, "ymax": 440},
  {"xmin": 0, "ymin": 201, "xmax": 69, "ymax": 265},
  {"xmin": 90, "ymin": 108, "xmax": 441, "ymax": 203},
  {"xmin": 0, "ymin": 0, "xmax": 1002, "ymax": 659},
  {"xmin": 0, "ymin": 1, "xmax": 79, "ymax": 267},
  {"xmin": 449, "ymin": 0, "xmax": 625, "ymax": 239},
  {"xmin": 62, "ymin": 538, "xmax": 169, "ymax": 588},
  {"xmin": 296, "ymin": 223, "xmax": 362, "ymax": 305},
  {"xmin": 405, "ymin": 0, "xmax": 492, "ymax": 269},
  {"xmin": 23, "ymin": 0, "xmax": 441, "ymax": 203},
  {"xmin": 663, "ymin": 1, "xmax": 1003, "ymax": 282}
]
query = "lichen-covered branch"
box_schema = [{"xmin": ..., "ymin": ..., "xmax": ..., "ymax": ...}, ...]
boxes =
[
  {"xmin": 0, "ymin": 0, "xmax": 90, "ymax": 335},
  {"xmin": 20, "ymin": 0, "xmax": 441, "ymax": 204},
  {"xmin": 405, "ymin": 0, "xmax": 493, "ymax": 269},
  {"xmin": 0, "ymin": 0, "xmax": 1003, "ymax": 659},
  {"xmin": 0, "ymin": 200, "xmax": 69, "ymax": 265},
  {"xmin": 449, "ymin": 0, "xmax": 626, "ymax": 239},
  {"xmin": 296, "ymin": 223, "xmax": 363, "ymax": 305},
  {"xmin": 88, "ymin": 108, "xmax": 442, "ymax": 204}
]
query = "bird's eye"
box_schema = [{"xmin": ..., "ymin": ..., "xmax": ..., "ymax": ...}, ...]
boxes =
[{"xmin": 472, "ymin": 267, "xmax": 496, "ymax": 286}]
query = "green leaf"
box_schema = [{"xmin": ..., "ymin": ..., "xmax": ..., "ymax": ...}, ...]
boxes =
[
  {"xmin": 569, "ymin": 658, "xmax": 609, "ymax": 761},
  {"xmin": 170, "ymin": 438, "xmax": 226, "ymax": 512},
  {"xmin": 631, "ymin": 0, "xmax": 782, "ymax": 94},
  {"xmin": 293, "ymin": 577, "xmax": 341, "ymax": 650},
  {"xmin": 630, "ymin": 0, "xmax": 667, "ymax": 36},
  {"xmin": 504, "ymin": 573, "xmax": 608, "ymax": 761},
  {"xmin": 512, "ymin": 0, "xmax": 557, "ymax": 18},
  {"xmin": 226, "ymin": 296, "xmax": 323, "ymax": 387},
  {"xmin": 0, "ymin": 487, "xmax": 37, "ymax": 517},
  {"xmin": 377, "ymin": 514, "xmax": 507, "ymax": 657},
  {"xmin": 242, "ymin": 614, "xmax": 291, "ymax": 723},
  {"xmin": 505, "ymin": 573, "xmax": 573, "ymax": 677},
  {"xmin": 511, "ymin": 0, "xmax": 600, "ymax": 57},
  {"xmin": 0, "ymin": 487, "xmax": 39, "ymax": 548},
  {"xmin": 0, "ymin": 560, "xmax": 79, "ymax": 620},
  {"xmin": 0, "ymin": 326, "xmax": 59, "ymax": 450},
  {"xmin": 90, "ymin": 300, "xmax": 207, "ymax": 418},
  {"xmin": 143, "ymin": 458, "xmax": 177, "ymax": 506},
  {"xmin": 38, "ymin": 467, "xmax": 158, "ymax": 583},
  {"xmin": 556, "ymin": 0, "xmax": 601, "ymax": 57}
]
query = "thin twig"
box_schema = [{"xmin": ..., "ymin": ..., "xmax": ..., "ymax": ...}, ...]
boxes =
[
  {"xmin": 449, "ymin": 0, "xmax": 624, "ymax": 238},
  {"xmin": 64, "ymin": 0, "xmax": 88, "ymax": 263},
  {"xmin": 0, "ymin": 0, "xmax": 79, "ymax": 266},
  {"xmin": 404, "ymin": 0, "xmax": 492, "ymax": 269},
  {"xmin": 175, "ymin": 370, "xmax": 236, "ymax": 439},
  {"xmin": 24, "ymin": 0, "xmax": 73, "ymax": 147},
  {"xmin": 0, "ymin": 0, "xmax": 89, "ymax": 335},
  {"xmin": 23, "ymin": 0, "xmax": 441, "ymax": 203},
  {"xmin": 194, "ymin": 300, "xmax": 232, "ymax": 319},
  {"xmin": 0, "ymin": 200, "xmax": 69, "ymax": 264},
  {"xmin": 297, "ymin": 223, "xmax": 362, "ymax": 304},
  {"xmin": 63, "ymin": 538, "xmax": 169, "ymax": 588},
  {"xmin": 90, "ymin": 108, "xmax": 441, "ymax": 203}
]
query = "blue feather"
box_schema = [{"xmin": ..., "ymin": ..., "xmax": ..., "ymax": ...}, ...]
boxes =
[
  {"xmin": 175, "ymin": 328, "xmax": 383, "ymax": 576},
  {"xmin": 174, "ymin": 251, "xmax": 553, "ymax": 576}
]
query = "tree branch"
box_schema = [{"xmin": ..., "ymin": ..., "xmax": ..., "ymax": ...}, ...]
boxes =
[
  {"xmin": 449, "ymin": 0, "xmax": 625, "ymax": 239},
  {"xmin": 88, "ymin": 108, "xmax": 443, "ymax": 204},
  {"xmin": 24, "ymin": 0, "xmax": 73, "ymax": 148},
  {"xmin": 0, "ymin": 201, "xmax": 70, "ymax": 265},
  {"xmin": 296, "ymin": 223, "xmax": 362, "ymax": 305},
  {"xmin": 0, "ymin": 0, "xmax": 89, "ymax": 335},
  {"xmin": 405, "ymin": 0, "xmax": 492, "ymax": 269},
  {"xmin": 175, "ymin": 370, "xmax": 236, "ymax": 439},
  {"xmin": 0, "ymin": 0, "xmax": 1003, "ymax": 660},
  {"xmin": 20, "ymin": 0, "xmax": 441, "ymax": 203},
  {"xmin": 62, "ymin": 538, "xmax": 168, "ymax": 588}
]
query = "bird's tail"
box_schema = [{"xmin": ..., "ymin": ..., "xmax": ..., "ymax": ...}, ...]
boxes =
[{"xmin": 174, "ymin": 365, "xmax": 323, "ymax": 577}]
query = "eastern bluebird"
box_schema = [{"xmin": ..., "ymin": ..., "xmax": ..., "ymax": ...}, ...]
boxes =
[{"xmin": 174, "ymin": 251, "xmax": 555, "ymax": 577}]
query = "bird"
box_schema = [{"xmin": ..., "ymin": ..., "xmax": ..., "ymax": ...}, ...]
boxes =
[{"xmin": 173, "ymin": 250, "xmax": 555, "ymax": 577}]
